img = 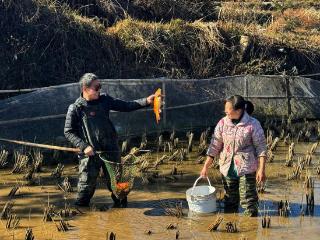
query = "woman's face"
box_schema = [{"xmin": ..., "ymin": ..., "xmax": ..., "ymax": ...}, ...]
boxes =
[{"xmin": 225, "ymin": 101, "xmax": 242, "ymax": 120}]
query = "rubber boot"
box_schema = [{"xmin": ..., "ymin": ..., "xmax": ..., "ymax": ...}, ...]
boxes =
[
  {"xmin": 111, "ymin": 193, "xmax": 121, "ymax": 208},
  {"xmin": 120, "ymin": 196, "xmax": 128, "ymax": 208},
  {"xmin": 74, "ymin": 199, "xmax": 90, "ymax": 207}
]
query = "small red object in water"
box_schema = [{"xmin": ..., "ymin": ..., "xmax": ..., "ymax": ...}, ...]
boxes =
[{"xmin": 116, "ymin": 182, "xmax": 129, "ymax": 191}]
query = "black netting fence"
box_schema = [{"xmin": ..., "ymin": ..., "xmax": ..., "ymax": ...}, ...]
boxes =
[{"xmin": 0, "ymin": 75, "xmax": 320, "ymax": 144}]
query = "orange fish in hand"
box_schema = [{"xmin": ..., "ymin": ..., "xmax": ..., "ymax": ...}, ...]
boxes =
[{"xmin": 153, "ymin": 88, "xmax": 162, "ymax": 124}]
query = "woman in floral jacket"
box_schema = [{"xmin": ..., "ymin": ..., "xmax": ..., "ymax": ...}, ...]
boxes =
[{"xmin": 200, "ymin": 95, "xmax": 267, "ymax": 216}]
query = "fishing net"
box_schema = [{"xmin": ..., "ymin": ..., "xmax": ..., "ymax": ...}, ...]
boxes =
[{"xmin": 98, "ymin": 154, "xmax": 140, "ymax": 199}]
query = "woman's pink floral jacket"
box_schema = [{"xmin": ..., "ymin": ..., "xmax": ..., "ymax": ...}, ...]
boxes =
[{"xmin": 206, "ymin": 112, "xmax": 267, "ymax": 177}]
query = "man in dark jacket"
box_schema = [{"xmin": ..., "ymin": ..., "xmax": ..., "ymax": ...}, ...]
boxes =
[{"xmin": 64, "ymin": 73, "xmax": 155, "ymax": 207}]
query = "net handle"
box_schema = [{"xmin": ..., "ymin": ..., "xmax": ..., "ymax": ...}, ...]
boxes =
[{"xmin": 98, "ymin": 154, "xmax": 139, "ymax": 166}]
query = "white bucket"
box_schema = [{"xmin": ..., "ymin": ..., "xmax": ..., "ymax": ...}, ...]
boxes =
[{"xmin": 186, "ymin": 177, "xmax": 216, "ymax": 213}]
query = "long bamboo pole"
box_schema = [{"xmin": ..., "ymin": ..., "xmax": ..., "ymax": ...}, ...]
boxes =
[
  {"xmin": 0, "ymin": 138, "xmax": 151, "ymax": 154},
  {"xmin": 0, "ymin": 138, "xmax": 81, "ymax": 153}
]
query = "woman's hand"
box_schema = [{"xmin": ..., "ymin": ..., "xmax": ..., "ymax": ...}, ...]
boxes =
[
  {"xmin": 200, "ymin": 166, "xmax": 209, "ymax": 178},
  {"xmin": 200, "ymin": 156, "xmax": 214, "ymax": 178},
  {"xmin": 256, "ymin": 168, "xmax": 266, "ymax": 184},
  {"xmin": 256, "ymin": 156, "xmax": 266, "ymax": 183}
]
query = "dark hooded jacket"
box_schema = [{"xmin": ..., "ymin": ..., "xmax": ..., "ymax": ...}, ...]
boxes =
[{"xmin": 64, "ymin": 93, "xmax": 148, "ymax": 157}]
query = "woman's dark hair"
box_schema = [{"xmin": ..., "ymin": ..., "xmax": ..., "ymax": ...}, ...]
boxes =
[{"xmin": 225, "ymin": 95, "xmax": 254, "ymax": 115}]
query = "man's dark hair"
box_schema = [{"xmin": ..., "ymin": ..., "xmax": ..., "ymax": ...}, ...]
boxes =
[
  {"xmin": 225, "ymin": 95, "xmax": 254, "ymax": 115},
  {"xmin": 79, "ymin": 73, "xmax": 98, "ymax": 91}
]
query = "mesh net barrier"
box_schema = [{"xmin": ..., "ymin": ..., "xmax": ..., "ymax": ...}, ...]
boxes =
[{"xmin": 0, "ymin": 75, "xmax": 320, "ymax": 145}]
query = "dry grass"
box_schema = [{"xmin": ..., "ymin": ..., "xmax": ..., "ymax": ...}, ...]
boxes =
[
  {"xmin": 59, "ymin": 0, "xmax": 220, "ymax": 24},
  {"xmin": 217, "ymin": 1, "xmax": 320, "ymax": 52},
  {"xmin": 1, "ymin": 0, "xmax": 118, "ymax": 89},
  {"xmin": 159, "ymin": 199, "xmax": 184, "ymax": 218},
  {"xmin": 1, "ymin": 0, "xmax": 320, "ymax": 89},
  {"xmin": 218, "ymin": 2, "xmax": 273, "ymax": 25},
  {"xmin": 109, "ymin": 18, "xmax": 227, "ymax": 78}
]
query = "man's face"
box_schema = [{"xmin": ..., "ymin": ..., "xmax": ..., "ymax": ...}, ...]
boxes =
[{"xmin": 83, "ymin": 79, "xmax": 101, "ymax": 100}]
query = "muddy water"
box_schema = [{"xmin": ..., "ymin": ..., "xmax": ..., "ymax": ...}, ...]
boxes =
[{"xmin": 1, "ymin": 142, "xmax": 320, "ymax": 239}]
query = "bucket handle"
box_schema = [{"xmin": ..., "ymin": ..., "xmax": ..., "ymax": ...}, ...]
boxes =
[{"xmin": 191, "ymin": 176, "xmax": 212, "ymax": 195}]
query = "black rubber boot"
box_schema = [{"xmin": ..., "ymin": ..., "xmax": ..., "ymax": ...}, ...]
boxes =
[
  {"xmin": 243, "ymin": 209, "xmax": 258, "ymax": 217},
  {"xmin": 120, "ymin": 197, "xmax": 128, "ymax": 208},
  {"xmin": 74, "ymin": 199, "xmax": 90, "ymax": 207},
  {"xmin": 111, "ymin": 193, "xmax": 121, "ymax": 208}
]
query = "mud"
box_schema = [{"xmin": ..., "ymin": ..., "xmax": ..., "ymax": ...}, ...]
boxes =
[{"xmin": 0, "ymin": 142, "xmax": 320, "ymax": 239}]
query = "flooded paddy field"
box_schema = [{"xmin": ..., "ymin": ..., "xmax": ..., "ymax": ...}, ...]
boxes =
[{"xmin": 0, "ymin": 140, "xmax": 320, "ymax": 240}]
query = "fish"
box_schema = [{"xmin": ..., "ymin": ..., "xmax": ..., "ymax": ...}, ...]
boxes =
[
  {"xmin": 116, "ymin": 182, "xmax": 130, "ymax": 192},
  {"xmin": 115, "ymin": 182, "xmax": 130, "ymax": 198},
  {"xmin": 153, "ymin": 88, "xmax": 162, "ymax": 124}
]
